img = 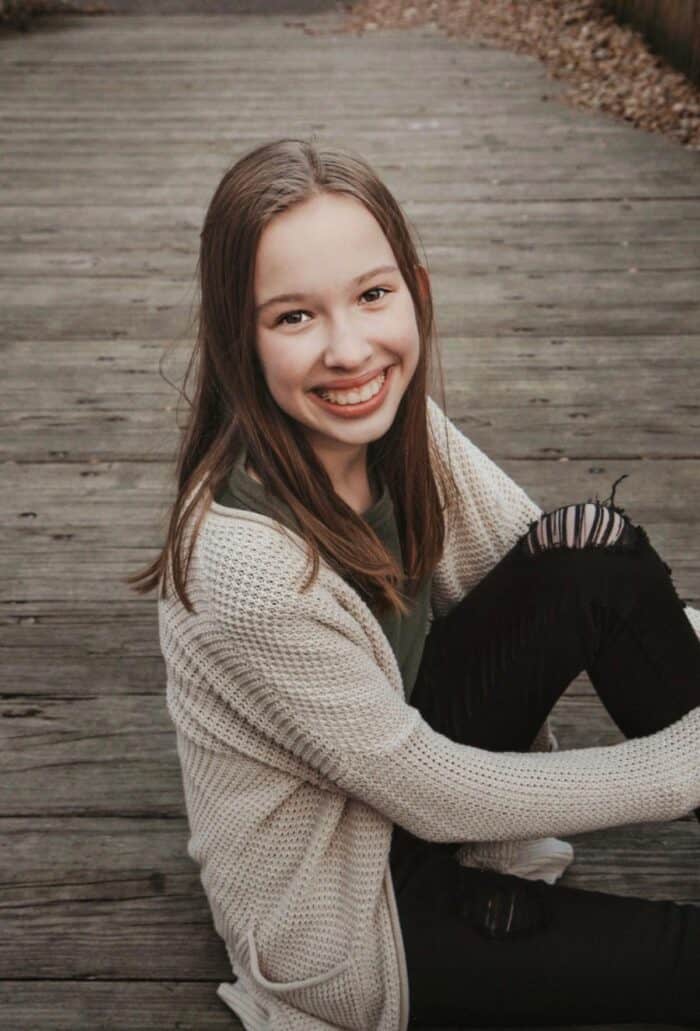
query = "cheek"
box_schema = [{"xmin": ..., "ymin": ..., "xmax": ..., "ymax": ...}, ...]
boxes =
[
  {"xmin": 391, "ymin": 318, "xmax": 421, "ymax": 373},
  {"xmin": 257, "ymin": 335, "xmax": 301, "ymax": 391},
  {"xmin": 268, "ymin": 363, "xmax": 298, "ymax": 393},
  {"xmin": 388, "ymin": 299, "xmax": 421, "ymax": 357}
]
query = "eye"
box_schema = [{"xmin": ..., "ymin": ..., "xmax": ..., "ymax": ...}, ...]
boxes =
[
  {"xmin": 361, "ymin": 286, "xmax": 390, "ymax": 304},
  {"xmin": 274, "ymin": 286, "xmax": 392, "ymax": 327}
]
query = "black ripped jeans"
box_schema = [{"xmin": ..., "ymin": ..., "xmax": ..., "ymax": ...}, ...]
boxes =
[{"xmin": 390, "ymin": 498, "xmax": 700, "ymax": 1028}]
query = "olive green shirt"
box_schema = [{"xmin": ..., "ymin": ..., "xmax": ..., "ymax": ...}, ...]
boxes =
[{"xmin": 214, "ymin": 445, "xmax": 432, "ymax": 701}]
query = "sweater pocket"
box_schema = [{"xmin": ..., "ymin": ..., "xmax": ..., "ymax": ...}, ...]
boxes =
[{"xmin": 246, "ymin": 926, "xmax": 367, "ymax": 1029}]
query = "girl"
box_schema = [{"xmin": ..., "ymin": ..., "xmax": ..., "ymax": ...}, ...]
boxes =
[{"xmin": 129, "ymin": 137, "xmax": 700, "ymax": 1030}]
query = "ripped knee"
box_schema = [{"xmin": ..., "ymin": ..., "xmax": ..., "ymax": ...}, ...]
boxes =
[
  {"xmin": 520, "ymin": 501, "xmax": 636, "ymax": 556},
  {"xmin": 459, "ymin": 870, "xmax": 552, "ymax": 941}
]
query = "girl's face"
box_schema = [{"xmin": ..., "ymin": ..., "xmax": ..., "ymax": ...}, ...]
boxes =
[{"xmin": 253, "ymin": 192, "xmax": 424, "ymax": 481}]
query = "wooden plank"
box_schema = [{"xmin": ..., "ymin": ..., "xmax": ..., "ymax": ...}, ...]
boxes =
[
  {"xmin": 1, "ymin": 151, "xmax": 698, "ymax": 175},
  {"xmin": 0, "ymin": 981, "xmax": 684, "ymax": 1031},
  {"xmin": 6, "ymin": 121, "xmax": 663, "ymax": 144},
  {"xmin": 1, "ymin": 649, "xmax": 166, "ymax": 692},
  {"xmin": 562, "ymin": 821, "xmax": 700, "ymax": 901},
  {"xmin": 0, "ymin": 130, "xmax": 693, "ymax": 156},
  {"xmin": 0, "ymin": 852, "xmax": 231, "ymax": 981},
  {"xmin": 0, "ymin": 694, "xmax": 183, "ymax": 816},
  {"xmin": 0, "ymin": 982, "xmax": 244, "ymax": 1030},
  {"xmin": 0, "ymin": 601, "xmax": 161, "ymax": 659},
  {"xmin": 2, "ymin": 178, "xmax": 700, "ymax": 204},
  {"xmin": 0, "ymin": 816, "xmax": 198, "ymax": 890}
]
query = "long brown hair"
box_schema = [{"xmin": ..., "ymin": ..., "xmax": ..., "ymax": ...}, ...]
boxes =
[{"xmin": 127, "ymin": 137, "xmax": 458, "ymax": 618}]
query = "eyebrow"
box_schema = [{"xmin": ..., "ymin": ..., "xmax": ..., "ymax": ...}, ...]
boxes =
[{"xmin": 255, "ymin": 264, "xmax": 400, "ymax": 315}]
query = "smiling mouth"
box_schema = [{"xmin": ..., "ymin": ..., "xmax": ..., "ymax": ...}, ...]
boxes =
[
  {"xmin": 311, "ymin": 366, "xmax": 391, "ymax": 402},
  {"xmin": 308, "ymin": 364, "xmax": 396, "ymax": 417}
]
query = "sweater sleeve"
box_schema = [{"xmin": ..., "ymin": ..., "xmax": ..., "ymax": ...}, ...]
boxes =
[
  {"xmin": 455, "ymin": 713, "xmax": 576, "ymax": 885},
  {"xmin": 209, "ymin": 552, "xmax": 700, "ymax": 845},
  {"xmin": 427, "ymin": 394, "xmax": 543, "ymax": 619}
]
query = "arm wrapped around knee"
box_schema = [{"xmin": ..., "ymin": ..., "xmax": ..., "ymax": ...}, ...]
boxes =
[{"xmin": 455, "ymin": 715, "xmax": 575, "ymax": 885}]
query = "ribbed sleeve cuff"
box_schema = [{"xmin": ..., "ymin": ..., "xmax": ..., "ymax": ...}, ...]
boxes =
[{"xmin": 455, "ymin": 835, "xmax": 575, "ymax": 885}]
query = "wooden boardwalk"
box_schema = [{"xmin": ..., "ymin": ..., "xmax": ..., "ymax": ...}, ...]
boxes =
[{"xmin": 1, "ymin": 8, "xmax": 699, "ymax": 1029}]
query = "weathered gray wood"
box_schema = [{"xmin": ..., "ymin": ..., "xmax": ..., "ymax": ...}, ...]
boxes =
[
  {"xmin": 3, "ymin": 177, "xmax": 700, "ymax": 203},
  {"xmin": 0, "ymin": 155, "xmax": 697, "ymax": 176},
  {"xmin": 2, "ymin": 982, "xmax": 246, "ymax": 1031},
  {"xmin": 2, "ymin": 7, "xmax": 699, "ymax": 1030},
  {"xmin": 0, "ymin": 982, "xmax": 680, "ymax": 1031}
]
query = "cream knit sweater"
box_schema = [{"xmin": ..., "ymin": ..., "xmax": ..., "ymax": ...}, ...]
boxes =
[{"xmin": 159, "ymin": 395, "xmax": 700, "ymax": 1031}]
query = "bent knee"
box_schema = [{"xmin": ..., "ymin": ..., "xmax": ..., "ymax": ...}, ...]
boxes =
[{"xmin": 521, "ymin": 501, "xmax": 634, "ymax": 556}]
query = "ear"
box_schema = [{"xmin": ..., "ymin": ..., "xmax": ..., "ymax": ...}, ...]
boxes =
[{"xmin": 414, "ymin": 263, "xmax": 431, "ymax": 303}]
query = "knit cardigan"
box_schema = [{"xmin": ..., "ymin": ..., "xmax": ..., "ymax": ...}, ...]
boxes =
[{"xmin": 159, "ymin": 394, "xmax": 700, "ymax": 1031}]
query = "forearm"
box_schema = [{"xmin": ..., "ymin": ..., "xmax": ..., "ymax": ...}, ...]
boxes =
[
  {"xmin": 455, "ymin": 715, "xmax": 572, "ymax": 880},
  {"xmin": 343, "ymin": 705, "xmax": 700, "ymax": 845}
]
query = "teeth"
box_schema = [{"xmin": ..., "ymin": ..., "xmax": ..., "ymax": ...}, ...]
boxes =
[{"xmin": 317, "ymin": 369, "xmax": 386, "ymax": 405}]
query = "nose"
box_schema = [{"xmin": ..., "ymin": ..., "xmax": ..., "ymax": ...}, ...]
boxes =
[{"xmin": 321, "ymin": 315, "xmax": 374, "ymax": 370}]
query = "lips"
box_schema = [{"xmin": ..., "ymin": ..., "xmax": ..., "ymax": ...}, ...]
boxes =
[
  {"xmin": 311, "ymin": 365, "xmax": 392, "ymax": 393},
  {"xmin": 308, "ymin": 362, "xmax": 395, "ymax": 418}
]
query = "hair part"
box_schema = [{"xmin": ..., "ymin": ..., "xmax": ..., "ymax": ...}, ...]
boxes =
[{"xmin": 127, "ymin": 136, "xmax": 459, "ymax": 619}]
